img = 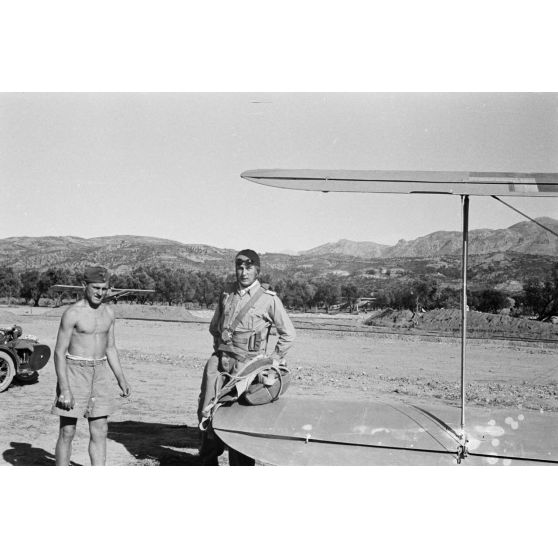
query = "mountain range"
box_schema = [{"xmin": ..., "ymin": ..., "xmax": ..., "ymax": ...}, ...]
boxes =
[
  {"xmin": 300, "ymin": 217, "xmax": 558, "ymax": 259},
  {"xmin": 0, "ymin": 217, "xmax": 556, "ymax": 276}
]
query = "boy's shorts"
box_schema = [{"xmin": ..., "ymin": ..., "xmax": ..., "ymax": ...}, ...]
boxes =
[{"xmin": 51, "ymin": 356, "xmax": 116, "ymax": 419}]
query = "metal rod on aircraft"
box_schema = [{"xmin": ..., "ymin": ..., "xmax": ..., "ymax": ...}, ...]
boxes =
[
  {"xmin": 491, "ymin": 196, "xmax": 558, "ymax": 239},
  {"xmin": 460, "ymin": 195, "xmax": 469, "ymax": 436}
]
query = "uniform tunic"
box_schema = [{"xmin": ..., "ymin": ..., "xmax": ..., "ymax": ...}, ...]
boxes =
[{"xmin": 198, "ymin": 279, "xmax": 296, "ymax": 421}]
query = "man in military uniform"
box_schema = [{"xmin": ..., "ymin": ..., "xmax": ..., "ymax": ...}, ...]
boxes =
[{"xmin": 197, "ymin": 249, "xmax": 296, "ymax": 465}]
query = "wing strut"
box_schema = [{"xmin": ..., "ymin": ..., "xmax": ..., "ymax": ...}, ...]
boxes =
[
  {"xmin": 460, "ymin": 196, "xmax": 469, "ymax": 452},
  {"xmin": 491, "ymin": 196, "xmax": 558, "ymax": 239}
]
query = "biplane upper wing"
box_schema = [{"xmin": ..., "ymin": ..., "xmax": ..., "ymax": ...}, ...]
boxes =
[{"xmin": 241, "ymin": 169, "xmax": 558, "ymax": 196}]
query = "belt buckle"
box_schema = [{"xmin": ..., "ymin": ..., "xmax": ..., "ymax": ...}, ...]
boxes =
[{"xmin": 221, "ymin": 329, "xmax": 232, "ymax": 343}]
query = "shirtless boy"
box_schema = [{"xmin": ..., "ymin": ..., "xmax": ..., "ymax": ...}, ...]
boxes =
[{"xmin": 51, "ymin": 266, "xmax": 131, "ymax": 465}]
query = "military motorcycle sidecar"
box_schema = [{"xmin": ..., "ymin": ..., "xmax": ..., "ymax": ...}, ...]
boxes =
[{"xmin": 0, "ymin": 325, "xmax": 51, "ymax": 392}]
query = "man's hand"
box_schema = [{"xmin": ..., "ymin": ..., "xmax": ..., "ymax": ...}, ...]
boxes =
[
  {"xmin": 119, "ymin": 379, "xmax": 131, "ymax": 398},
  {"xmin": 57, "ymin": 389, "xmax": 75, "ymax": 410}
]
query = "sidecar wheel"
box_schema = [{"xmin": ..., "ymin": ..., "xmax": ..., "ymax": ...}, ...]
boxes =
[
  {"xmin": 16, "ymin": 370, "xmax": 39, "ymax": 385},
  {"xmin": 0, "ymin": 352, "xmax": 16, "ymax": 392}
]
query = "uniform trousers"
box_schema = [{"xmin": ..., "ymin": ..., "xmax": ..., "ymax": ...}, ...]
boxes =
[{"xmin": 197, "ymin": 352, "xmax": 255, "ymax": 466}]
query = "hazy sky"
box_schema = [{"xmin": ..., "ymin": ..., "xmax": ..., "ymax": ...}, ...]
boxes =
[{"xmin": 1, "ymin": 92, "xmax": 557, "ymax": 254}]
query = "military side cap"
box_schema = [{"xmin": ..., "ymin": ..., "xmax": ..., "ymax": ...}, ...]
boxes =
[{"xmin": 84, "ymin": 266, "xmax": 109, "ymax": 283}]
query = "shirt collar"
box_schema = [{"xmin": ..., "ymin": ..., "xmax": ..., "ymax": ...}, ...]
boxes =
[{"xmin": 237, "ymin": 279, "xmax": 260, "ymax": 297}]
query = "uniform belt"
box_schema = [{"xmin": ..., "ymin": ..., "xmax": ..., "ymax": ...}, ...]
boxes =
[
  {"xmin": 217, "ymin": 344, "xmax": 250, "ymax": 362},
  {"xmin": 232, "ymin": 331, "xmax": 251, "ymax": 341}
]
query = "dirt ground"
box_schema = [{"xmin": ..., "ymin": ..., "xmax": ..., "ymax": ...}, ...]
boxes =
[{"xmin": 1, "ymin": 307, "xmax": 557, "ymax": 465}]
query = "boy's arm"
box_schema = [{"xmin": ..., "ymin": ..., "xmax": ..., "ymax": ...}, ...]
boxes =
[
  {"xmin": 105, "ymin": 313, "xmax": 131, "ymax": 397},
  {"xmin": 54, "ymin": 309, "xmax": 77, "ymax": 410}
]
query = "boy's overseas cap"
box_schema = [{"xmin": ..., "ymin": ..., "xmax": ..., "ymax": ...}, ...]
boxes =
[
  {"xmin": 84, "ymin": 266, "xmax": 109, "ymax": 283},
  {"xmin": 235, "ymin": 249, "xmax": 260, "ymax": 269}
]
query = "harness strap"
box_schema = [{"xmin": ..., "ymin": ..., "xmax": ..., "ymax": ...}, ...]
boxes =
[
  {"xmin": 199, "ymin": 371, "xmax": 227, "ymax": 431},
  {"xmin": 198, "ymin": 356, "xmax": 275, "ymax": 430},
  {"xmin": 221, "ymin": 285, "xmax": 267, "ymax": 341},
  {"xmin": 199, "ymin": 366, "xmax": 264, "ymax": 430}
]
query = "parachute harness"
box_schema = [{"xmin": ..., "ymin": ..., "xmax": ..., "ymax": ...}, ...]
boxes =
[{"xmin": 199, "ymin": 356, "xmax": 285, "ymax": 431}]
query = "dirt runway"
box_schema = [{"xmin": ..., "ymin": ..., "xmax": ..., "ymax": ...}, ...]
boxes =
[{"xmin": 1, "ymin": 315, "xmax": 557, "ymax": 465}]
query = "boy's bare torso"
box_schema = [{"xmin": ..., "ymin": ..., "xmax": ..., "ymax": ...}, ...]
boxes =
[{"xmin": 67, "ymin": 300, "xmax": 114, "ymax": 359}]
